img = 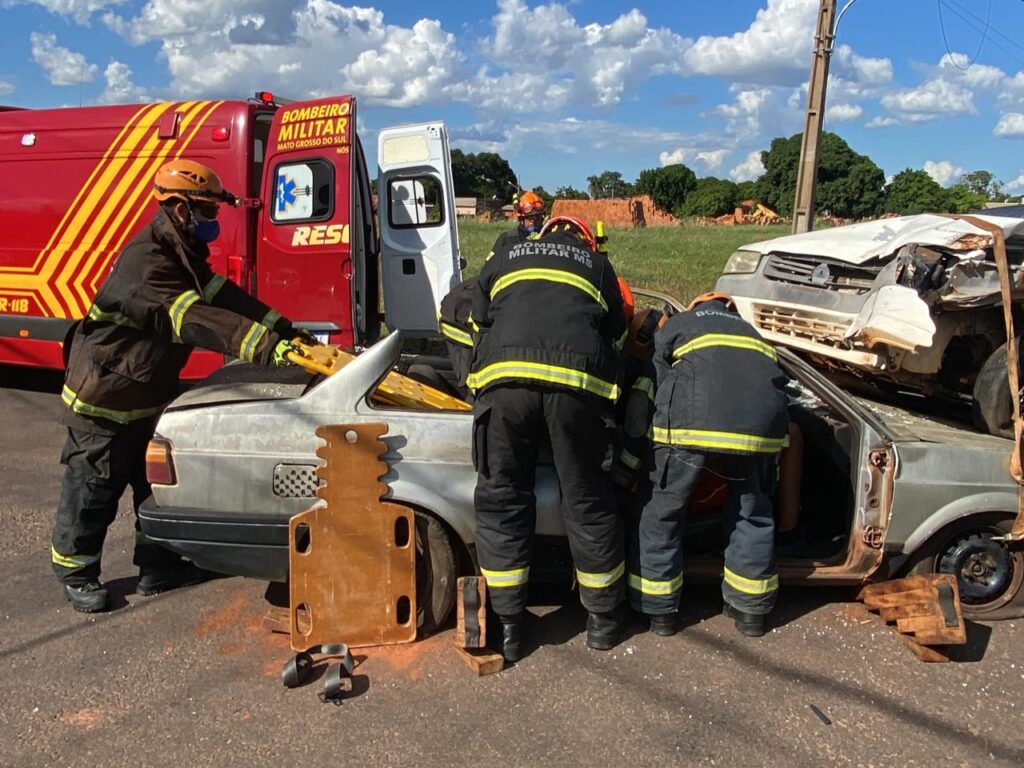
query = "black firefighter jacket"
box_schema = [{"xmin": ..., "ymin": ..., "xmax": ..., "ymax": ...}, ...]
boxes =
[
  {"xmin": 467, "ymin": 229, "xmax": 626, "ymax": 402},
  {"xmin": 651, "ymin": 300, "xmax": 789, "ymax": 454},
  {"xmin": 62, "ymin": 208, "xmax": 294, "ymax": 424}
]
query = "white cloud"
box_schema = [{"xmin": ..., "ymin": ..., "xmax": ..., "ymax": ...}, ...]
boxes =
[
  {"xmin": 729, "ymin": 151, "xmax": 765, "ymax": 182},
  {"xmin": 880, "ymin": 78, "xmax": 975, "ymax": 122},
  {"xmin": 995, "ymin": 113, "xmax": 1024, "ymax": 138},
  {"xmin": 6, "ymin": 0, "xmax": 124, "ymax": 24},
  {"xmin": 683, "ymin": 0, "xmax": 815, "ymax": 86},
  {"xmin": 694, "ymin": 149, "xmax": 729, "ymax": 173},
  {"xmin": 471, "ymin": 1, "xmax": 691, "ymax": 109},
  {"xmin": 924, "ymin": 160, "xmax": 964, "ymax": 187},
  {"xmin": 451, "ymin": 116, "xmax": 721, "ymax": 162},
  {"xmin": 832, "ymin": 44, "xmax": 892, "ymax": 87},
  {"xmin": 97, "ymin": 61, "xmax": 150, "ymax": 104},
  {"xmin": 1005, "ymin": 172, "xmax": 1024, "ymax": 193},
  {"xmin": 0, "ymin": 77, "xmax": 13, "ymax": 96},
  {"xmin": 938, "ymin": 53, "xmax": 1004, "ymax": 90},
  {"xmin": 1000, "ymin": 72, "xmax": 1024, "ymax": 108},
  {"xmin": 826, "ymin": 103, "xmax": 862, "ymax": 122},
  {"xmin": 709, "ymin": 85, "xmax": 803, "ymax": 138},
  {"xmin": 104, "ymin": 2, "xmax": 462, "ymax": 107},
  {"xmin": 866, "ymin": 116, "xmax": 899, "ymax": 128},
  {"xmin": 659, "ymin": 148, "xmax": 686, "ymax": 166},
  {"xmin": 29, "ymin": 32, "xmax": 97, "ymax": 85}
]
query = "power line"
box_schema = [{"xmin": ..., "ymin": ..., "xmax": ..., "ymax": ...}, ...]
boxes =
[
  {"xmin": 937, "ymin": 0, "xmax": 1019, "ymax": 67},
  {"xmin": 936, "ymin": 0, "xmax": 992, "ymax": 70},
  {"xmin": 941, "ymin": 0, "xmax": 1024, "ymax": 63}
]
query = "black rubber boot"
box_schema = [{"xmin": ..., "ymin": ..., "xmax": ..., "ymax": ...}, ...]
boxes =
[
  {"xmin": 136, "ymin": 561, "xmax": 206, "ymax": 596},
  {"xmin": 497, "ymin": 613, "xmax": 526, "ymax": 662},
  {"xmin": 648, "ymin": 612, "xmax": 678, "ymax": 637},
  {"xmin": 723, "ymin": 603, "xmax": 766, "ymax": 637},
  {"xmin": 586, "ymin": 609, "xmax": 623, "ymax": 651},
  {"xmin": 64, "ymin": 581, "xmax": 109, "ymax": 613}
]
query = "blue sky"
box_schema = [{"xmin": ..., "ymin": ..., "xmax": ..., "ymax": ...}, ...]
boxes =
[{"xmin": 3, "ymin": 0, "xmax": 1024, "ymax": 195}]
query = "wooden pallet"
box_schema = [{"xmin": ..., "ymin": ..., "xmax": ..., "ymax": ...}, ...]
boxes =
[
  {"xmin": 858, "ymin": 574, "xmax": 967, "ymax": 662},
  {"xmin": 289, "ymin": 423, "xmax": 417, "ymax": 651}
]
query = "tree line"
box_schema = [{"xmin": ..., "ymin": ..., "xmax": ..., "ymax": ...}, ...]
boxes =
[{"xmin": 451, "ymin": 133, "xmax": 1018, "ymax": 220}]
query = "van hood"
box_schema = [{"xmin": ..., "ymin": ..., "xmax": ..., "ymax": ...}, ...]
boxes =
[{"xmin": 742, "ymin": 213, "xmax": 1024, "ymax": 265}]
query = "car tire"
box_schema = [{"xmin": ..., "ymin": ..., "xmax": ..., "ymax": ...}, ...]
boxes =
[
  {"xmin": 903, "ymin": 513, "xmax": 1024, "ymax": 621},
  {"xmin": 415, "ymin": 510, "xmax": 457, "ymax": 636},
  {"xmin": 972, "ymin": 337, "xmax": 1020, "ymax": 439}
]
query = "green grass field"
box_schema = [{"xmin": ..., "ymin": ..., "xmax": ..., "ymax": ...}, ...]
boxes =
[{"xmin": 455, "ymin": 220, "xmax": 791, "ymax": 303}]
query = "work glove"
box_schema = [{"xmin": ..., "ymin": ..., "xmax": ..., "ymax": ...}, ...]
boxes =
[
  {"xmin": 275, "ymin": 318, "xmax": 320, "ymax": 347},
  {"xmin": 271, "ymin": 338, "xmax": 302, "ymax": 367}
]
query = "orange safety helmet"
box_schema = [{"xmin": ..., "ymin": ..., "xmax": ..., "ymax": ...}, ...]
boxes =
[
  {"xmin": 687, "ymin": 290, "xmax": 737, "ymax": 313},
  {"xmin": 538, "ymin": 215, "xmax": 597, "ymax": 251},
  {"xmin": 153, "ymin": 159, "xmax": 239, "ymax": 207},
  {"xmin": 515, "ymin": 191, "xmax": 546, "ymax": 218}
]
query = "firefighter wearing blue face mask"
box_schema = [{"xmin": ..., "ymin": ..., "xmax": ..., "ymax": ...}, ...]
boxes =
[{"xmin": 51, "ymin": 160, "xmax": 310, "ymax": 614}]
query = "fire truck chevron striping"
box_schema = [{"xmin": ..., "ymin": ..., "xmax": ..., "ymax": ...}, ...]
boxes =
[{"xmin": 0, "ymin": 93, "xmax": 462, "ymax": 374}]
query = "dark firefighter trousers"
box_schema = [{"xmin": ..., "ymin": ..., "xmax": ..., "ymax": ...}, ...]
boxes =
[
  {"xmin": 631, "ymin": 445, "xmax": 779, "ymax": 616},
  {"xmin": 51, "ymin": 416, "xmax": 180, "ymax": 586},
  {"xmin": 473, "ymin": 385, "xmax": 625, "ymax": 617}
]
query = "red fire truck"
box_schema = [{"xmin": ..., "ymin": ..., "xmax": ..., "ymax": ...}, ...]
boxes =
[{"xmin": 0, "ymin": 92, "xmax": 462, "ymax": 374}]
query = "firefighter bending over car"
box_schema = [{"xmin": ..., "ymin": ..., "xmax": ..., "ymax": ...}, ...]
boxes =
[
  {"xmin": 631, "ymin": 291, "xmax": 790, "ymax": 638},
  {"xmin": 468, "ymin": 215, "xmax": 628, "ymax": 661},
  {"xmin": 52, "ymin": 160, "xmax": 308, "ymax": 613}
]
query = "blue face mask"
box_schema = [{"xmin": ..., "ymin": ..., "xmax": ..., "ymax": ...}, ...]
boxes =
[
  {"xmin": 185, "ymin": 205, "xmax": 220, "ymax": 243},
  {"xmin": 193, "ymin": 219, "xmax": 220, "ymax": 243}
]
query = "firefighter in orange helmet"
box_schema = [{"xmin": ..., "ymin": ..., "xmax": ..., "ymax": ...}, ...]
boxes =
[
  {"xmin": 52, "ymin": 159, "xmax": 310, "ymax": 613},
  {"xmin": 487, "ymin": 191, "xmax": 547, "ymax": 258}
]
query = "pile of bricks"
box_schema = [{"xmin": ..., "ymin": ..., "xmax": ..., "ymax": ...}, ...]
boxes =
[{"xmin": 550, "ymin": 196, "xmax": 681, "ymax": 228}]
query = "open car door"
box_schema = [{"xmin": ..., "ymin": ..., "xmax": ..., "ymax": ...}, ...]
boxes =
[{"xmin": 378, "ymin": 123, "xmax": 462, "ymax": 336}]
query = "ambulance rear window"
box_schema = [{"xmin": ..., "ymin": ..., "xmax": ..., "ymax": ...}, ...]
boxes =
[
  {"xmin": 387, "ymin": 175, "xmax": 444, "ymax": 229},
  {"xmin": 272, "ymin": 159, "xmax": 333, "ymax": 223}
]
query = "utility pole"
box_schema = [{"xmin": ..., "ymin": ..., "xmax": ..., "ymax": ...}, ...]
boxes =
[{"xmin": 792, "ymin": 0, "xmax": 837, "ymax": 234}]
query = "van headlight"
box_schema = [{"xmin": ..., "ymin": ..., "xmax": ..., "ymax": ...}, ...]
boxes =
[{"xmin": 723, "ymin": 250, "xmax": 762, "ymax": 274}]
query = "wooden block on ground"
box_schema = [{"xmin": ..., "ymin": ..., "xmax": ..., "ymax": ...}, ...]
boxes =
[
  {"xmin": 859, "ymin": 574, "xmax": 941, "ymax": 600},
  {"xmin": 862, "ymin": 587, "xmax": 937, "ymax": 610},
  {"xmin": 263, "ymin": 605, "xmax": 290, "ymax": 634},
  {"xmin": 455, "ymin": 576, "xmax": 487, "ymax": 649},
  {"xmin": 901, "ymin": 635, "xmax": 950, "ymax": 663},
  {"xmin": 454, "ymin": 645, "xmax": 504, "ymax": 676},
  {"xmin": 878, "ymin": 602, "xmax": 937, "ymax": 622}
]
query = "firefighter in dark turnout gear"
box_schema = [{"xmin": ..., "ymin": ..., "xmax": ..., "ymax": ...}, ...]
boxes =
[
  {"xmin": 437, "ymin": 276, "xmax": 477, "ymax": 400},
  {"xmin": 52, "ymin": 160, "xmax": 306, "ymax": 613},
  {"xmin": 468, "ymin": 216, "xmax": 628, "ymax": 660},
  {"xmin": 633, "ymin": 292, "xmax": 789, "ymax": 637},
  {"xmin": 487, "ymin": 191, "xmax": 546, "ymax": 258}
]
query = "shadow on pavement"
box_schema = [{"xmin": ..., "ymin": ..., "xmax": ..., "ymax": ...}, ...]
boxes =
[{"xmin": 0, "ymin": 364, "xmax": 63, "ymax": 394}]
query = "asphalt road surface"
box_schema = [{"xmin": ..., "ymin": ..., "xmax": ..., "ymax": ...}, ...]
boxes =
[{"xmin": 1, "ymin": 366, "xmax": 1022, "ymax": 768}]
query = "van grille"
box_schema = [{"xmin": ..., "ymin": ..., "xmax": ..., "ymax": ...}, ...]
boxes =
[
  {"xmin": 763, "ymin": 253, "xmax": 880, "ymax": 294},
  {"xmin": 753, "ymin": 305, "xmax": 853, "ymax": 347}
]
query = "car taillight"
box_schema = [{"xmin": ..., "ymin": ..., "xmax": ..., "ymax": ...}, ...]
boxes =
[{"xmin": 146, "ymin": 439, "xmax": 176, "ymax": 485}]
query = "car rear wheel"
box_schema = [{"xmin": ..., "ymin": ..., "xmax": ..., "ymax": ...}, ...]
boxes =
[
  {"xmin": 415, "ymin": 511, "xmax": 457, "ymax": 635},
  {"xmin": 904, "ymin": 513, "xmax": 1024, "ymax": 621}
]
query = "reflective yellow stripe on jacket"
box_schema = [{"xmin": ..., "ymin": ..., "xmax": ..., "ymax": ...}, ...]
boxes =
[
  {"xmin": 576, "ymin": 561, "xmax": 625, "ymax": 589},
  {"xmin": 61, "ymin": 385, "xmax": 162, "ymax": 424},
  {"xmin": 673, "ymin": 333, "xmax": 776, "ymax": 363},
  {"xmin": 169, "ymin": 289, "xmax": 202, "ymax": 337},
  {"xmin": 723, "ymin": 567, "xmax": 778, "ymax": 595},
  {"xmin": 628, "ymin": 571, "xmax": 683, "ymax": 596},
  {"xmin": 439, "ymin": 319, "xmax": 473, "ymax": 348},
  {"xmin": 87, "ymin": 304, "xmax": 140, "ymax": 329},
  {"xmin": 467, "ymin": 361, "xmax": 620, "ymax": 401},
  {"xmin": 619, "ymin": 449, "xmax": 642, "ymax": 470},
  {"xmin": 203, "ymin": 275, "xmax": 227, "ymax": 302},
  {"xmin": 481, "ymin": 566, "xmax": 530, "ymax": 588},
  {"xmin": 652, "ymin": 426, "xmax": 785, "ymax": 453},
  {"xmin": 51, "ymin": 545, "xmax": 99, "ymax": 569},
  {"xmin": 632, "ymin": 376, "xmax": 655, "ymax": 403},
  {"xmin": 490, "ymin": 268, "xmax": 607, "ymax": 310},
  {"xmin": 239, "ymin": 322, "xmax": 268, "ymax": 363}
]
